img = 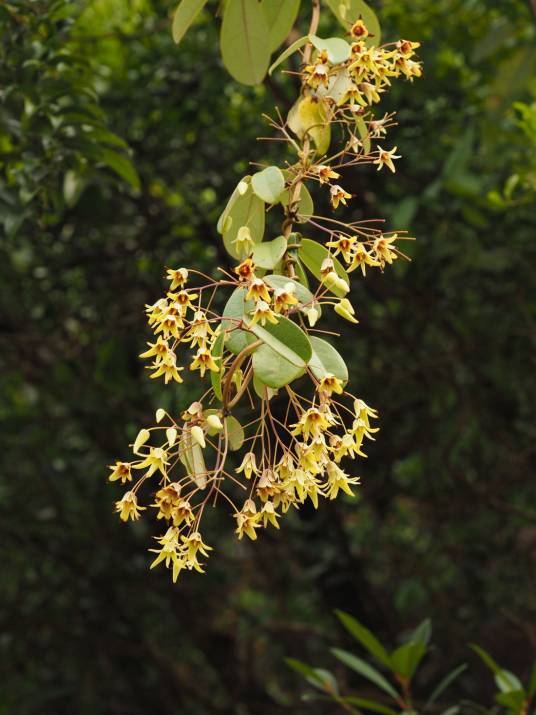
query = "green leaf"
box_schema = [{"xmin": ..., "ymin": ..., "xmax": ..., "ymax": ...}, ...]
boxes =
[
  {"xmin": 495, "ymin": 691, "xmax": 526, "ymax": 710},
  {"xmin": 330, "ymin": 648, "xmax": 400, "ymax": 700},
  {"xmin": 285, "ymin": 659, "xmax": 338, "ymax": 694},
  {"xmin": 264, "ymin": 274, "xmax": 321, "ymax": 317},
  {"xmin": 309, "ymin": 337, "xmax": 348, "ymax": 383},
  {"xmin": 343, "ymin": 696, "xmax": 398, "ymax": 715},
  {"xmin": 222, "ymin": 181, "xmax": 265, "ymax": 259},
  {"xmin": 269, "ymin": 35, "xmax": 309, "ymax": 75},
  {"xmin": 324, "ymin": 0, "xmax": 382, "ymax": 46},
  {"xmin": 249, "ymin": 315, "xmax": 312, "ymax": 367},
  {"xmin": 253, "ymin": 342, "xmax": 305, "ymax": 388},
  {"xmin": 425, "ymin": 664, "xmax": 467, "ymax": 707},
  {"xmin": 390, "ymin": 642, "xmax": 426, "ymax": 679},
  {"xmin": 356, "ymin": 115, "xmax": 371, "ymax": 154},
  {"xmin": 494, "ymin": 670, "xmax": 523, "ymax": 694},
  {"xmin": 87, "ymin": 146, "xmax": 140, "ymax": 189},
  {"xmin": 528, "ymin": 660, "xmax": 536, "ymax": 697},
  {"xmin": 298, "ymin": 238, "xmax": 349, "ymax": 296},
  {"xmin": 190, "ymin": 441, "xmax": 207, "ymax": 489},
  {"xmin": 278, "ymin": 181, "xmax": 314, "ymax": 221},
  {"xmin": 288, "ymin": 96, "xmax": 331, "ymax": 155},
  {"xmin": 310, "ymin": 35, "xmax": 351, "ymax": 63},
  {"xmin": 225, "ymin": 415, "xmax": 244, "ymax": 451},
  {"xmin": 252, "ymin": 236, "xmax": 288, "ymax": 269},
  {"xmin": 260, "ymin": 0, "xmax": 300, "ymax": 52},
  {"xmin": 409, "ymin": 619, "xmax": 432, "ymax": 646},
  {"xmin": 318, "ymin": 67, "xmax": 354, "ymax": 104},
  {"xmin": 335, "ymin": 611, "xmax": 391, "ymax": 668},
  {"xmin": 222, "ymin": 287, "xmax": 255, "ymax": 355},
  {"xmin": 252, "ymin": 372, "xmax": 277, "ymax": 399},
  {"xmin": 251, "ymin": 166, "xmax": 285, "ymax": 203},
  {"xmin": 172, "ymin": 0, "xmax": 208, "ymax": 44},
  {"xmin": 217, "ymin": 175, "xmax": 251, "ymax": 234},
  {"xmin": 210, "ymin": 332, "xmax": 225, "ymax": 400},
  {"xmin": 220, "ymin": 0, "xmax": 271, "ymax": 85},
  {"xmin": 439, "ymin": 708, "xmax": 460, "ymax": 715},
  {"xmin": 470, "ymin": 645, "xmax": 503, "ymax": 675}
]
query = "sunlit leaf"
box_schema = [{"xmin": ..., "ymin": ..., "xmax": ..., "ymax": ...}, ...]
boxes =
[
  {"xmin": 252, "ymin": 236, "xmax": 287, "ymax": 269},
  {"xmin": 310, "ymin": 35, "xmax": 351, "ymax": 63},
  {"xmin": 288, "ymin": 96, "xmax": 331, "ymax": 155},
  {"xmin": 251, "ymin": 166, "xmax": 285, "ymax": 203},
  {"xmin": 220, "ymin": 0, "xmax": 270, "ymax": 85}
]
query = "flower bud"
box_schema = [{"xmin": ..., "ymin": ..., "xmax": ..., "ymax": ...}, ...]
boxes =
[
  {"xmin": 166, "ymin": 427, "xmax": 177, "ymax": 447},
  {"xmin": 191, "ymin": 425, "xmax": 206, "ymax": 448},
  {"xmin": 133, "ymin": 428, "xmax": 150, "ymax": 454},
  {"xmin": 306, "ymin": 306, "xmax": 319, "ymax": 327},
  {"xmin": 155, "ymin": 408, "xmax": 166, "ymax": 423},
  {"xmin": 206, "ymin": 414, "xmax": 224, "ymax": 431},
  {"xmin": 334, "ymin": 298, "xmax": 359, "ymax": 324}
]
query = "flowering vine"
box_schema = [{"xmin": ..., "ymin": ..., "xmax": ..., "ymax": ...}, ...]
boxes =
[{"xmin": 108, "ymin": 2, "xmax": 422, "ymax": 582}]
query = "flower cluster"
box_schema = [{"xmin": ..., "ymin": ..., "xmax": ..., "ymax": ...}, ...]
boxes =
[{"xmin": 108, "ymin": 16, "xmax": 421, "ymax": 582}]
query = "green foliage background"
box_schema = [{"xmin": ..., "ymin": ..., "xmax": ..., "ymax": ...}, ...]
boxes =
[{"xmin": 1, "ymin": 0, "xmax": 535, "ymax": 713}]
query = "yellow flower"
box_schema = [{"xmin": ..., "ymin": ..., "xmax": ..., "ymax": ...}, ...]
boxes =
[
  {"xmin": 172, "ymin": 290, "xmax": 198, "ymax": 313},
  {"xmin": 334, "ymin": 298, "xmax": 359, "ymax": 324},
  {"xmin": 373, "ymin": 146, "xmax": 401, "ymax": 173},
  {"xmin": 133, "ymin": 447, "xmax": 169, "ymax": 477},
  {"xmin": 149, "ymin": 527, "xmax": 185, "ymax": 582},
  {"xmin": 153, "ymin": 482, "xmax": 182, "ymax": 521},
  {"xmin": 291, "ymin": 408, "xmax": 335, "ymax": 440},
  {"xmin": 326, "ymin": 235, "xmax": 357, "ymax": 262},
  {"xmin": 148, "ymin": 357, "xmax": 184, "ymax": 384},
  {"xmin": 273, "ymin": 283, "xmax": 299, "ymax": 313},
  {"xmin": 396, "ymin": 39, "xmax": 421, "ymax": 57},
  {"xmin": 304, "ymin": 62, "xmax": 329, "ymax": 88},
  {"xmin": 325, "ymin": 461, "xmax": 361, "ymax": 499},
  {"xmin": 108, "ymin": 461, "xmax": 132, "ymax": 483},
  {"xmin": 154, "ymin": 314, "xmax": 182, "ymax": 340},
  {"xmin": 234, "ymin": 258, "xmax": 256, "ymax": 282},
  {"xmin": 246, "ymin": 277, "xmax": 271, "ymax": 303},
  {"xmin": 350, "ymin": 19, "xmax": 369, "ymax": 39},
  {"xmin": 256, "ymin": 469, "xmax": 281, "ymax": 501},
  {"xmin": 115, "ymin": 491, "xmax": 145, "ymax": 522},
  {"xmin": 249, "ymin": 300, "xmax": 279, "ymax": 326},
  {"xmin": 190, "ymin": 347, "xmax": 220, "ymax": 377},
  {"xmin": 372, "ymin": 233, "xmax": 398, "ymax": 266},
  {"xmin": 318, "ymin": 373, "xmax": 345, "ymax": 396},
  {"xmin": 186, "ymin": 310, "xmax": 214, "ymax": 348},
  {"xmin": 359, "ymin": 81, "xmax": 382, "ymax": 104},
  {"xmin": 234, "ymin": 500, "xmax": 261, "ymax": 540},
  {"xmin": 171, "ymin": 500, "xmax": 195, "ymax": 527},
  {"xmin": 261, "ymin": 501, "xmax": 280, "ymax": 529},
  {"xmin": 330, "ymin": 184, "xmax": 352, "ymax": 209},
  {"xmin": 166, "ymin": 267, "xmax": 188, "ymax": 290},
  {"xmin": 181, "ymin": 531, "xmax": 212, "ymax": 562},
  {"xmin": 236, "ymin": 452, "xmax": 258, "ymax": 480},
  {"xmin": 315, "ymin": 165, "xmax": 340, "ymax": 184},
  {"xmin": 347, "ymin": 243, "xmax": 379, "ymax": 276}
]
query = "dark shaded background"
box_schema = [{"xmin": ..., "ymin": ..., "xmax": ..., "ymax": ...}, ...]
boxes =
[{"xmin": 1, "ymin": 0, "xmax": 535, "ymax": 713}]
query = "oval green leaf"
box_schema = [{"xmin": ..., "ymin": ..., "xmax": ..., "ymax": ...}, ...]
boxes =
[
  {"xmin": 222, "ymin": 287, "xmax": 255, "ymax": 354},
  {"xmin": 268, "ymin": 34, "xmax": 309, "ymax": 75},
  {"xmin": 253, "ymin": 342, "xmax": 305, "ymax": 389},
  {"xmin": 217, "ymin": 175, "xmax": 250, "ymax": 234},
  {"xmin": 220, "ymin": 0, "xmax": 271, "ymax": 85},
  {"xmin": 222, "ymin": 181, "xmax": 265, "ymax": 259},
  {"xmin": 309, "ymin": 336, "xmax": 348, "ymax": 383},
  {"xmin": 298, "ymin": 238, "xmax": 349, "ymax": 297},
  {"xmin": 252, "ymin": 236, "xmax": 287, "ymax": 269},
  {"xmin": 288, "ymin": 96, "xmax": 331, "ymax": 155},
  {"xmin": 251, "ymin": 166, "xmax": 285, "ymax": 204},
  {"xmin": 210, "ymin": 331, "xmax": 224, "ymax": 400},
  {"xmin": 260, "ymin": 0, "xmax": 300, "ymax": 52},
  {"xmin": 249, "ymin": 315, "xmax": 312, "ymax": 367},
  {"xmin": 172, "ymin": 0, "xmax": 208, "ymax": 44},
  {"xmin": 264, "ymin": 273, "xmax": 321, "ymax": 318},
  {"xmin": 225, "ymin": 415, "xmax": 244, "ymax": 451}
]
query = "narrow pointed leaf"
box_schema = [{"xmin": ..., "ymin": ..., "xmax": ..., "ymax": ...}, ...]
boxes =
[
  {"xmin": 390, "ymin": 642, "xmax": 426, "ymax": 679},
  {"xmin": 331, "ymin": 648, "xmax": 399, "ymax": 700},
  {"xmin": 343, "ymin": 697, "xmax": 398, "ymax": 715},
  {"xmin": 335, "ymin": 611, "xmax": 391, "ymax": 667},
  {"xmin": 172, "ymin": 0, "xmax": 208, "ymax": 44},
  {"xmin": 410, "ymin": 618, "xmax": 432, "ymax": 646},
  {"xmin": 470, "ymin": 645, "xmax": 503, "ymax": 675},
  {"xmin": 425, "ymin": 664, "xmax": 467, "ymax": 707},
  {"xmin": 269, "ymin": 35, "xmax": 309, "ymax": 75}
]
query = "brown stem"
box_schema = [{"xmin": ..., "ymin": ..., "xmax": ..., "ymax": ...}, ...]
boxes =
[{"xmin": 221, "ymin": 339, "xmax": 262, "ymax": 409}]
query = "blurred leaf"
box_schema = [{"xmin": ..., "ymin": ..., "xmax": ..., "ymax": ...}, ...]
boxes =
[
  {"xmin": 260, "ymin": 0, "xmax": 300, "ymax": 52},
  {"xmin": 344, "ymin": 696, "xmax": 398, "ymax": 715},
  {"xmin": 425, "ymin": 664, "xmax": 467, "ymax": 708},
  {"xmin": 470, "ymin": 644, "xmax": 503, "ymax": 675},
  {"xmin": 390, "ymin": 642, "xmax": 426, "ymax": 679},
  {"xmin": 494, "ymin": 669, "xmax": 523, "ymax": 694},
  {"xmin": 410, "ymin": 619, "xmax": 432, "ymax": 646},
  {"xmin": 528, "ymin": 661, "xmax": 536, "ymax": 697},
  {"xmin": 331, "ymin": 648, "xmax": 399, "ymax": 699},
  {"xmin": 220, "ymin": 0, "xmax": 270, "ymax": 85},
  {"xmin": 172, "ymin": 0, "xmax": 208, "ymax": 44},
  {"xmin": 495, "ymin": 690, "xmax": 526, "ymax": 709}
]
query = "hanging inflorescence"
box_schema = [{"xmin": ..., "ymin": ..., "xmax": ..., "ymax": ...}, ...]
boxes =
[{"xmin": 108, "ymin": 16, "xmax": 422, "ymax": 582}]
